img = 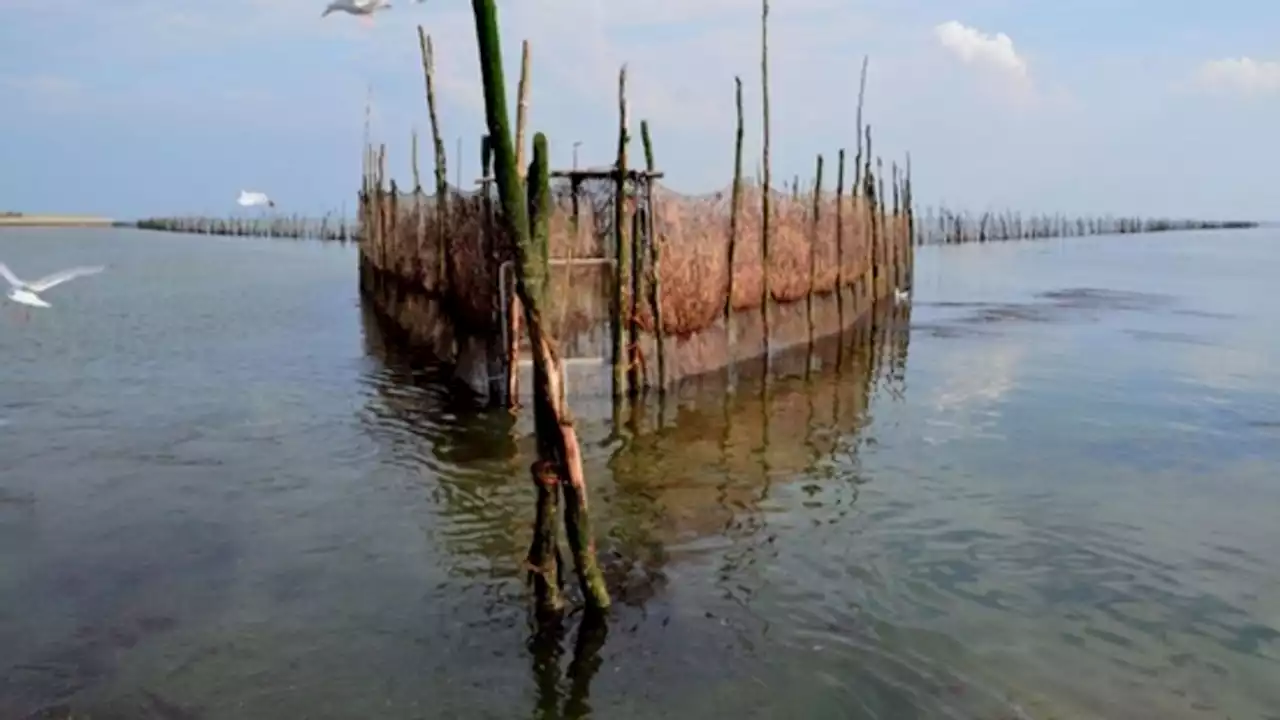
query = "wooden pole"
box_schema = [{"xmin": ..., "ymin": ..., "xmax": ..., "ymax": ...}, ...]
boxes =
[
  {"xmin": 760, "ymin": 0, "xmax": 772, "ymax": 360},
  {"xmin": 515, "ymin": 41, "xmax": 532, "ymax": 174},
  {"xmin": 611, "ymin": 65, "xmax": 630, "ymax": 400},
  {"xmin": 877, "ymin": 156, "xmax": 887, "ymax": 295},
  {"xmin": 481, "ymin": 134, "xmax": 505, "ymax": 407},
  {"xmin": 411, "ymin": 128, "xmax": 421, "ymax": 191},
  {"xmin": 891, "ymin": 161, "xmax": 901, "ymax": 292},
  {"xmin": 412, "ymin": 128, "xmax": 426, "ymax": 268},
  {"xmin": 726, "ymin": 76, "xmax": 745, "ymax": 323},
  {"xmin": 418, "ymin": 27, "xmax": 451, "ymax": 291},
  {"xmin": 471, "ymin": 0, "xmax": 610, "ymax": 615},
  {"xmin": 835, "ymin": 148, "xmax": 846, "ymax": 319},
  {"xmin": 640, "ymin": 120, "xmax": 664, "ymax": 393},
  {"xmin": 905, "ymin": 152, "xmax": 915, "ymax": 287},
  {"xmin": 527, "ymin": 460, "xmax": 565, "ymax": 620},
  {"xmin": 853, "ymin": 56, "xmax": 868, "ymax": 190},
  {"xmin": 807, "ymin": 153, "xmax": 823, "ymax": 332},
  {"xmin": 864, "ymin": 126, "xmax": 877, "ymax": 301},
  {"xmin": 853, "ymin": 56, "xmax": 869, "ymax": 307},
  {"xmin": 507, "ymin": 39, "xmax": 533, "ymax": 407},
  {"xmin": 628, "ymin": 190, "xmax": 642, "ymax": 396}
]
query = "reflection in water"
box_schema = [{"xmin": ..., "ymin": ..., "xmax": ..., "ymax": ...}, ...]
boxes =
[
  {"xmin": 358, "ymin": 295, "xmax": 925, "ymax": 718},
  {"xmin": 529, "ymin": 612, "xmax": 609, "ymax": 720}
]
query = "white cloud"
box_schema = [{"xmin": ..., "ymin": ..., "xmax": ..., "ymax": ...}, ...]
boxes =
[
  {"xmin": 1190, "ymin": 57, "xmax": 1280, "ymax": 97},
  {"xmin": 933, "ymin": 20, "xmax": 1029, "ymax": 90}
]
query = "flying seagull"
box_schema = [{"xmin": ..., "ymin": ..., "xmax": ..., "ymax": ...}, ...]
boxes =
[
  {"xmin": 237, "ymin": 190, "xmax": 275, "ymax": 208},
  {"xmin": 322, "ymin": 0, "xmax": 393, "ymax": 26},
  {"xmin": 1, "ymin": 262, "xmax": 105, "ymax": 315}
]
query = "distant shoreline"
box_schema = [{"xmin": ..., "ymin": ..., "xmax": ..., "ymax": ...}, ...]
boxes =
[{"xmin": 0, "ymin": 213, "xmax": 116, "ymax": 228}]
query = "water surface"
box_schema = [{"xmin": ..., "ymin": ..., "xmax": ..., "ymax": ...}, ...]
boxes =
[{"xmin": 1, "ymin": 227, "xmax": 1277, "ymax": 719}]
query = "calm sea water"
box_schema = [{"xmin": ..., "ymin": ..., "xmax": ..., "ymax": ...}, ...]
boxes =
[{"xmin": 0, "ymin": 227, "xmax": 1277, "ymax": 719}]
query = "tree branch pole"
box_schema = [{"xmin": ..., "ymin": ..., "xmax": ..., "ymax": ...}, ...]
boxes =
[{"xmin": 418, "ymin": 27, "xmax": 450, "ymax": 291}]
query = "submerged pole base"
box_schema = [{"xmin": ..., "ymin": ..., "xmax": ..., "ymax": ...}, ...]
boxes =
[{"xmin": 527, "ymin": 460, "xmax": 566, "ymax": 623}]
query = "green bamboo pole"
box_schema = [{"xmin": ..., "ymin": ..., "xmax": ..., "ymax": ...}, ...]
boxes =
[
  {"xmin": 528, "ymin": 135, "xmax": 552, "ymax": 310},
  {"xmin": 470, "ymin": 0, "xmax": 610, "ymax": 615}
]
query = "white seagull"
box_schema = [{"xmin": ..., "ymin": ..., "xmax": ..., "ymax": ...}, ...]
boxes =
[
  {"xmin": 321, "ymin": 0, "xmax": 393, "ymax": 26},
  {"xmin": 1, "ymin": 262, "xmax": 105, "ymax": 314},
  {"xmin": 237, "ymin": 190, "xmax": 275, "ymax": 208}
]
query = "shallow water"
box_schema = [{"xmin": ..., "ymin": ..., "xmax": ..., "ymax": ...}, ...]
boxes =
[{"xmin": 1, "ymin": 227, "xmax": 1277, "ymax": 719}]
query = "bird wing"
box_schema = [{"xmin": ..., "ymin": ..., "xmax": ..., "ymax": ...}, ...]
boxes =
[
  {"xmin": 0, "ymin": 262, "xmax": 22, "ymax": 288},
  {"xmin": 27, "ymin": 266, "xmax": 105, "ymax": 292}
]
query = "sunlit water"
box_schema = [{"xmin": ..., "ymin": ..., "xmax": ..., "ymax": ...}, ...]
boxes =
[{"xmin": 1, "ymin": 227, "xmax": 1277, "ymax": 719}]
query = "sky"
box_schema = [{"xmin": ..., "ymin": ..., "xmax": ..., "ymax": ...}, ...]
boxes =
[{"xmin": 1, "ymin": 0, "xmax": 1278, "ymax": 220}]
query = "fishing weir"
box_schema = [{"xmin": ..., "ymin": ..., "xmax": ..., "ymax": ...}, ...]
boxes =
[
  {"xmin": 357, "ymin": 35, "xmax": 913, "ymax": 409},
  {"xmin": 133, "ymin": 214, "xmax": 357, "ymax": 242},
  {"xmin": 912, "ymin": 207, "xmax": 1258, "ymax": 245}
]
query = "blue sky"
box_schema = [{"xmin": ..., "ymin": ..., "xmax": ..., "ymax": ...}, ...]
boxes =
[{"xmin": 2, "ymin": 0, "xmax": 1277, "ymax": 220}]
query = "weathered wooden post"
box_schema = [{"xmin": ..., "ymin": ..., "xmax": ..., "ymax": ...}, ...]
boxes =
[
  {"xmin": 418, "ymin": 27, "xmax": 450, "ymax": 292},
  {"xmin": 853, "ymin": 56, "xmax": 869, "ymax": 310},
  {"xmin": 639, "ymin": 120, "xmax": 664, "ymax": 393},
  {"xmin": 611, "ymin": 65, "xmax": 631, "ymax": 401},
  {"xmin": 905, "ymin": 152, "xmax": 915, "ymax": 286},
  {"xmin": 481, "ymin": 135, "xmax": 506, "ymax": 406},
  {"xmin": 411, "ymin": 128, "xmax": 428, "ymax": 272},
  {"xmin": 877, "ymin": 156, "xmax": 888, "ymax": 296},
  {"xmin": 807, "ymin": 153, "xmax": 824, "ymax": 347},
  {"xmin": 760, "ymin": 0, "xmax": 773, "ymax": 363},
  {"xmin": 506, "ymin": 40, "xmax": 533, "ymax": 408},
  {"xmin": 411, "ymin": 129, "xmax": 421, "ymax": 191},
  {"xmin": 726, "ymin": 76, "xmax": 745, "ymax": 326},
  {"xmin": 835, "ymin": 148, "xmax": 846, "ymax": 322},
  {"xmin": 863, "ymin": 127, "xmax": 878, "ymax": 302},
  {"xmin": 628, "ymin": 179, "xmax": 642, "ymax": 397}
]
